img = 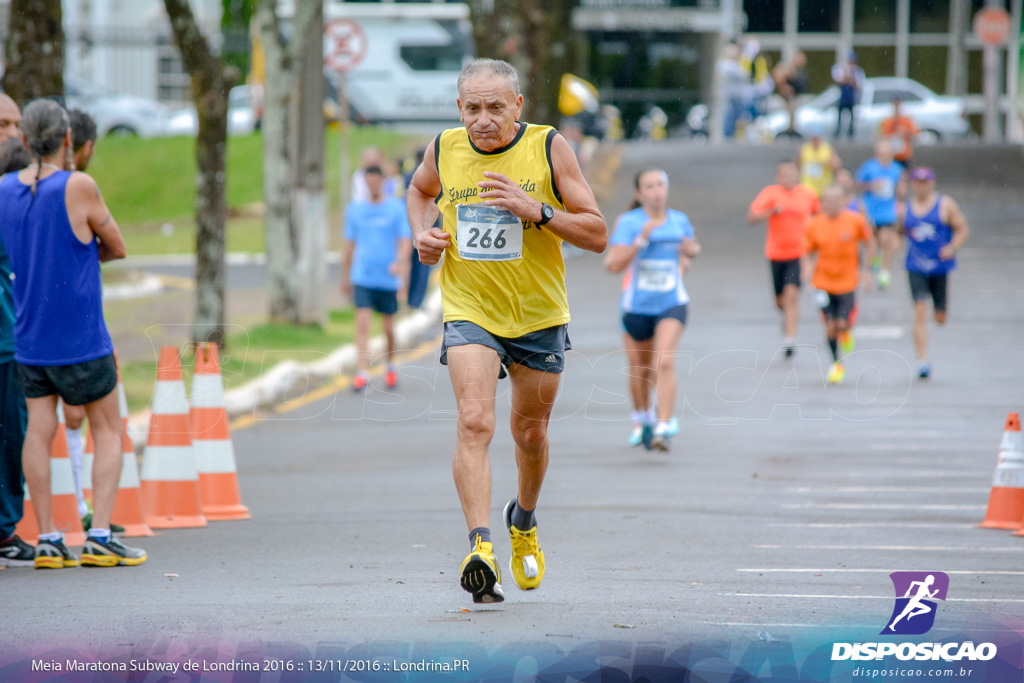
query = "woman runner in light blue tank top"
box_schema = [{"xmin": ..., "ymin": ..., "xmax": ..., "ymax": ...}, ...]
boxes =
[{"xmin": 604, "ymin": 169, "xmax": 700, "ymax": 452}]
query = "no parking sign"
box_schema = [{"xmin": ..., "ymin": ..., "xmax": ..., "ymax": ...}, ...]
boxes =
[{"xmin": 324, "ymin": 18, "xmax": 367, "ymax": 73}]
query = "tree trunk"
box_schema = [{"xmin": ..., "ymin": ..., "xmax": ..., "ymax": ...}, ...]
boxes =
[
  {"xmin": 2, "ymin": 0, "xmax": 64, "ymax": 103},
  {"xmin": 464, "ymin": 1, "xmax": 577, "ymax": 125},
  {"xmin": 163, "ymin": 0, "xmax": 236, "ymax": 347},
  {"xmin": 257, "ymin": 0, "xmax": 320, "ymax": 325}
]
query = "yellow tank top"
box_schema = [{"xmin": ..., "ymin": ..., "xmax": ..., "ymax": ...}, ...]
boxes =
[
  {"xmin": 800, "ymin": 141, "xmax": 834, "ymax": 197},
  {"xmin": 435, "ymin": 122, "xmax": 569, "ymax": 338}
]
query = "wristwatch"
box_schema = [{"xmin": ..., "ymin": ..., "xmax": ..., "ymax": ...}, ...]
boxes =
[{"xmin": 537, "ymin": 203, "xmax": 554, "ymax": 226}]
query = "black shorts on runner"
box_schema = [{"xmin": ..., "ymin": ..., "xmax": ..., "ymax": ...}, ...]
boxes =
[
  {"xmin": 353, "ymin": 285, "xmax": 399, "ymax": 315},
  {"xmin": 16, "ymin": 353, "xmax": 118, "ymax": 406},
  {"xmin": 908, "ymin": 271, "xmax": 948, "ymax": 312},
  {"xmin": 874, "ymin": 221, "xmax": 897, "ymax": 235},
  {"xmin": 770, "ymin": 259, "xmax": 801, "ymax": 297},
  {"xmin": 440, "ymin": 321, "xmax": 572, "ymax": 379},
  {"xmin": 622, "ymin": 304, "xmax": 689, "ymax": 343},
  {"xmin": 820, "ymin": 291, "xmax": 856, "ymax": 322}
]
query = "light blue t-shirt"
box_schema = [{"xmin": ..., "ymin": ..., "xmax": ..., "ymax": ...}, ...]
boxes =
[
  {"xmin": 344, "ymin": 197, "xmax": 412, "ymax": 291},
  {"xmin": 855, "ymin": 159, "xmax": 904, "ymax": 226},
  {"xmin": 610, "ymin": 208, "xmax": 694, "ymax": 315}
]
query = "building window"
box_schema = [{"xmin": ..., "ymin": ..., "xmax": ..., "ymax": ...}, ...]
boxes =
[
  {"xmin": 851, "ymin": 45, "xmax": 896, "ymax": 79},
  {"xmin": 908, "ymin": 46, "xmax": 947, "ymax": 93},
  {"xmin": 910, "ymin": 0, "xmax": 950, "ymax": 32},
  {"xmin": 799, "ymin": 0, "xmax": 840, "ymax": 33},
  {"xmin": 854, "ymin": 0, "xmax": 897, "ymax": 33},
  {"xmin": 743, "ymin": 0, "xmax": 784, "ymax": 33},
  {"xmin": 399, "ymin": 44, "xmax": 465, "ymax": 71}
]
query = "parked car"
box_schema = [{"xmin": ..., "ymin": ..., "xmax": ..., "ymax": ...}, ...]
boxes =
[
  {"xmin": 763, "ymin": 77, "xmax": 969, "ymax": 143},
  {"xmin": 163, "ymin": 85, "xmax": 259, "ymax": 137},
  {"xmin": 64, "ymin": 74, "xmax": 169, "ymax": 138}
]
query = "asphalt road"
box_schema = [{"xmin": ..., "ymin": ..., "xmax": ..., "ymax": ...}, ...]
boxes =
[{"xmin": 2, "ymin": 142, "xmax": 1022, "ymax": 672}]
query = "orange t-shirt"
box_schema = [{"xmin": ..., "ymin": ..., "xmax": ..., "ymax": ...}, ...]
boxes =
[
  {"xmin": 880, "ymin": 115, "xmax": 919, "ymax": 161},
  {"xmin": 805, "ymin": 210, "xmax": 873, "ymax": 294},
  {"xmin": 750, "ymin": 184, "xmax": 821, "ymax": 261}
]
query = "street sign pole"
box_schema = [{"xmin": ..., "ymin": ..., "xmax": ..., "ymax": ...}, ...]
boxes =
[
  {"xmin": 339, "ymin": 71, "xmax": 350, "ymax": 221},
  {"xmin": 324, "ymin": 18, "xmax": 367, "ymax": 234},
  {"xmin": 975, "ymin": 2, "xmax": 1012, "ymax": 142}
]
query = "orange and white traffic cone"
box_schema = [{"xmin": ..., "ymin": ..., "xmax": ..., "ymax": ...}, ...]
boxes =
[
  {"xmin": 82, "ymin": 357, "xmax": 154, "ymax": 537},
  {"xmin": 191, "ymin": 342, "xmax": 250, "ymax": 521},
  {"xmin": 14, "ymin": 401, "xmax": 87, "ymax": 546},
  {"xmin": 140, "ymin": 346, "xmax": 206, "ymax": 529},
  {"xmin": 980, "ymin": 412, "xmax": 1024, "ymax": 530}
]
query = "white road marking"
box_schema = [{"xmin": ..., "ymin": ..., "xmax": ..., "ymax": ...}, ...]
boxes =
[
  {"xmin": 722, "ymin": 593, "xmax": 1024, "ymax": 603},
  {"xmin": 737, "ymin": 568, "xmax": 1024, "ymax": 576},
  {"xmin": 770, "ymin": 522, "xmax": 977, "ymax": 529},
  {"xmin": 754, "ymin": 544, "xmax": 1022, "ymax": 552},
  {"xmin": 786, "ymin": 486, "xmax": 988, "ymax": 494},
  {"xmin": 781, "ymin": 503, "xmax": 986, "ymax": 510}
]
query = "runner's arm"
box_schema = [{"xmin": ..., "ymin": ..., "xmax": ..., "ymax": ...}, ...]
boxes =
[
  {"xmin": 479, "ymin": 134, "xmax": 606, "ymax": 253},
  {"xmin": 940, "ymin": 196, "xmax": 969, "ymax": 259},
  {"xmin": 406, "ymin": 137, "xmax": 449, "ymax": 266},
  {"xmin": 69, "ymin": 172, "xmax": 126, "ymax": 262}
]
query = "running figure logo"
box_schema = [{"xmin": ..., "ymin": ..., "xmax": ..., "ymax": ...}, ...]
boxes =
[{"xmin": 882, "ymin": 571, "xmax": 949, "ymax": 635}]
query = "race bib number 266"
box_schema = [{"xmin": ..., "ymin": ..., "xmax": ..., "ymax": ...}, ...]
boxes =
[{"xmin": 456, "ymin": 204, "xmax": 523, "ymax": 261}]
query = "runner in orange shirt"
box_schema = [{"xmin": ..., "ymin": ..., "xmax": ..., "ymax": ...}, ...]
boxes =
[
  {"xmin": 748, "ymin": 161, "xmax": 820, "ymax": 358},
  {"xmin": 879, "ymin": 97, "xmax": 919, "ymax": 169},
  {"xmin": 802, "ymin": 186, "xmax": 875, "ymax": 383}
]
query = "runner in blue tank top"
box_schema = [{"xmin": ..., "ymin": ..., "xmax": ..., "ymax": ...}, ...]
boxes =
[
  {"xmin": 0, "ymin": 100, "xmax": 145, "ymax": 568},
  {"xmin": 897, "ymin": 167, "xmax": 970, "ymax": 379},
  {"xmin": 605, "ymin": 169, "xmax": 700, "ymax": 452}
]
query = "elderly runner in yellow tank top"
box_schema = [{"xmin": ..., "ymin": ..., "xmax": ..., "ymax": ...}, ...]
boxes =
[{"xmin": 406, "ymin": 58, "xmax": 607, "ymax": 604}]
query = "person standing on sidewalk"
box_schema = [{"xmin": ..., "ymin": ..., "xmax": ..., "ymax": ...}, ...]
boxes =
[
  {"xmin": 748, "ymin": 160, "xmax": 820, "ymax": 358},
  {"xmin": 342, "ymin": 165, "xmax": 412, "ymax": 391},
  {"xmin": 0, "ymin": 100, "xmax": 145, "ymax": 568},
  {"xmin": 898, "ymin": 167, "xmax": 970, "ymax": 379},
  {"xmin": 406, "ymin": 58, "xmax": 607, "ymax": 604},
  {"xmin": 831, "ymin": 51, "xmax": 864, "ymax": 139},
  {"xmin": 0, "ymin": 95, "xmax": 33, "ymax": 567}
]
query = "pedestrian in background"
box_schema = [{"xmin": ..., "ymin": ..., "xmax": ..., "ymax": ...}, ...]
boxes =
[
  {"xmin": 831, "ymin": 51, "xmax": 864, "ymax": 139},
  {"xmin": 880, "ymin": 97, "xmax": 920, "ymax": 170}
]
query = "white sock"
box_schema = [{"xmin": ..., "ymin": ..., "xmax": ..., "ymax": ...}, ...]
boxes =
[
  {"xmin": 630, "ymin": 409, "xmax": 642, "ymax": 426},
  {"xmin": 66, "ymin": 427, "xmax": 89, "ymax": 517},
  {"xmin": 89, "ymin": 528, "xmax": 111, "ymax": 541},
  {"xmin": 38, "ymin": 532, "xmax": 62, "ymax": 543},
  {"xmin": 655, "ymin": 420, "xmax": 670, "ymax": 435},
  {"xmin": 641, "ymin": 407, "xmax": 655, "ymax": 425},
  {"xmin": 783, "ymin": 337, "xmax": 795, "ymax": 346}
]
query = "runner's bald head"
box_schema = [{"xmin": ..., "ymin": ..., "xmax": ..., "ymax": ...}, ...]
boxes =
[
  {"xmin": 457, "ymin": 59, "xmax": 520, "ymax": 97},
  {"xmin": 0, "ymin": 93, "xmax": 22, "ymax": 143}
]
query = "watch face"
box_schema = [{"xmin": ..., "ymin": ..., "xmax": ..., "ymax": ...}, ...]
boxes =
[{"xmin": 542, "ymin": 204, "xmax": 554, "ymax": 221}]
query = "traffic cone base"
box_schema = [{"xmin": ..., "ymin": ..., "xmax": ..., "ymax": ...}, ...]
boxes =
[
  {"xmin": 979, "ymin": 486, "xmax": 1024, "ymax": 530},
  {"xmin": 140, "ymin": 480, "xmax": 206, "ymax": 528},
  {"xmin": 980, "ymin": 412, "xmax": 1024, "ymax": 531},
  {"xmin": 199, "ymin": 472, "xmax": 251, "ymax": 520}
]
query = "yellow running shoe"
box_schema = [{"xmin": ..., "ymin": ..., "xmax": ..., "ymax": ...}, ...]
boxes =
[
  {"xmin": 34, "ymin": 538, "xmax": 80, "ymax": 569},
  {"xmin": 827, "ymin": 362, "xmax": 845, "ymax": 384},
  {"xmin": 459, "ymin": 536, "xmax": 504, "ymax": 603},
  {"xmin": 503, "ymin": 499, "xmax": 545, "ymax": 590},
  {"xmin": 839, "ymin": 330, "xmax": 855, "ymax": 355}
]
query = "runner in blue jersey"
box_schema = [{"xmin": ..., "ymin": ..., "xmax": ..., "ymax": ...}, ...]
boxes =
[
  {"xmin": 856, "ymin": 139, "xmax": 904, "ymax": 290},
  {"xmin": 605, "ymin": 169, "xmax": 700, "ymax": 452},
  {"xmin": 897, "ymin": 167, "xmax": 969, "ymax": 379}
]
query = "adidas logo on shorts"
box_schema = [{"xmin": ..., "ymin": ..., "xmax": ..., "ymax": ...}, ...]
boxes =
[{"xmin": 544, "ymin": 354, "xmax": 558, "ymax": 363}]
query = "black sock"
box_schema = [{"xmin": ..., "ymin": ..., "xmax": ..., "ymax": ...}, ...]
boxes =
[
  {"xmin": 828, "ymin": 337, "xmax": 839, "ymax": 362},
  {"xmin": 469, "ymin": 527, "xmax": 490, "ymax": 550},
  {"xmin": 511, "ymin": 502, "xmax": 536, "ymax": 531}
]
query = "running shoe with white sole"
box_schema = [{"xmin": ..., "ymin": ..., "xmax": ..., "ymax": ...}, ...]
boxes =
[
  {"xmin": 0, "ymin": 534, "xmax": 35, "ymax": 567},
  {"xmin": 877, "ymin": 270, "xmax": 891, "ymax": 290},
  {"xmin": 918, "ymin": 361, "xmax": 931, "ymax": 380},
  {"xmin": 459, "ymin": 536, "xmax": 504, "ymax": 603},
  {"xmin": 81, "ymin": 535, "xmax": 147, "ymax": 567},
  {"xmin": 666, "ymin": 417, "xmax": 679, "ymax": 437},
  {"xmin": 628, "ymin": 425, "xmax": 643, "ymax": 447},
  {"xmin": 650, "ymin": 429, "xmax": 671, "ymax": 452},
  {"xmin": 35, "ymin": 538, "xmax": 80, "ymax": 569},
  {"xmin": 502, "ymin": 499, "xmax": 545, "ymax": 590}
]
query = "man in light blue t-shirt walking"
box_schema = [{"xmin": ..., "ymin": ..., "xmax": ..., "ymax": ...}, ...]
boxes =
[
  {"xmin": 342, "ymin": 165, "xmax": 412, "ymax": 391},
  {"xmin": 856, "ymin": 139, "xmax": 904, "ymax": 290}
]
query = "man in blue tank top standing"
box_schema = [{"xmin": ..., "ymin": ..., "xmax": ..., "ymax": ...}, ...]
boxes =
[
  {"xmin": 897, "ymin": 167, "xmax": 970, "ymax": 379},
  {"xmin": 0, "ymin": 100, "xmax": 146, "ymax": 568}
]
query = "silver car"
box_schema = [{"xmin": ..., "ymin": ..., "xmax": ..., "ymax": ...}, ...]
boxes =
[
  {"xmin": 64, "ymin": 75, "xmax": 169, "ymax": 138},
  {"xmin": 764, "ymin": 77, "xmax": 970, "ymax": 143}
]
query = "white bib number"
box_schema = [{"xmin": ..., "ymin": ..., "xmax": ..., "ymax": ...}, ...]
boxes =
[
  {"xmin": 456, "ymin": 204, "xmax": 523, "ymax": 261},
  {"xmin": 875, "ymin": 177, "xmax": 895, "ymax": 200},
  {"xmin": 636, "ymin": 259, "xmax": 677, "ymax": 293},
  {"xmin": 805, "ymin": 162, "xmax": 823, "ymax": 179},
  {"xmin": 888, "ymin": 135, "xmax": 906, "ymax": 155}
]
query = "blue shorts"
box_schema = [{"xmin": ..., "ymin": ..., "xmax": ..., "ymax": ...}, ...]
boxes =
[
  {"xmin": 621, "ymin": 304, "xmax": 688, "ymax": 342},
  {"xmin": 440, "ymin": 321, "xmax": 572, "ymax": 379},
  {"xmin": 353, "ymin": 285, "xmax": 398, "ymax": 315}
]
